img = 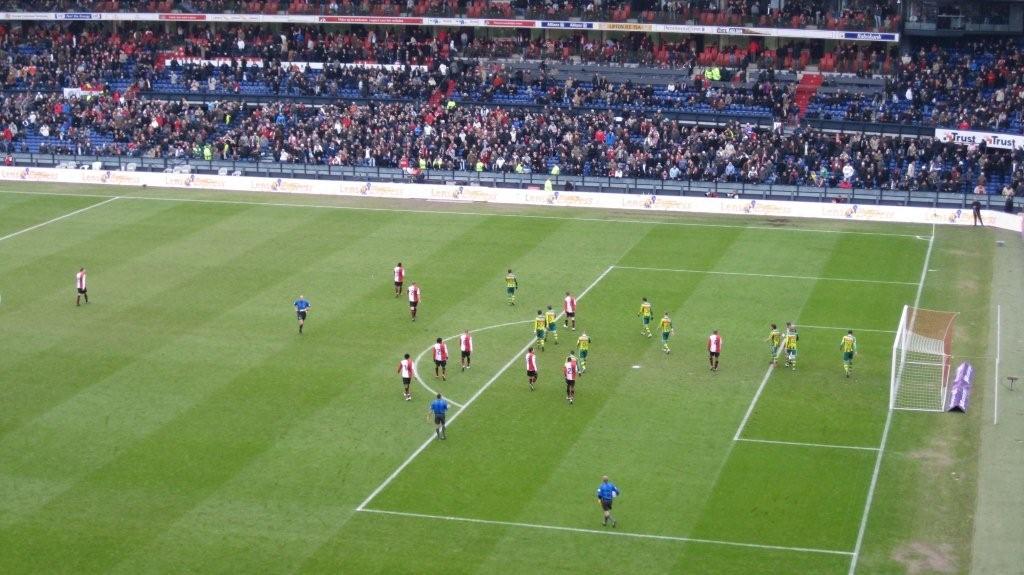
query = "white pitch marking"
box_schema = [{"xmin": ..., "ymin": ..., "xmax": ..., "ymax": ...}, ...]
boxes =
[
  {"xmin": 994, "ymin": 304, "xmax": 1001, "ymax": 426},
  {"xmin": 412, "ymin": 320, "xmax": 532, "ymax": 408},
  {"xmin": 0, "ymin": 196, "xmax": 119, "ymax": 243},
  {"xmin": 613, "ymin": 265, "xmax": 916, "ymax": 286},
  {"xmin": 356, "ymin": 265, "xmax": 614, "ymax": 512},
  {"xmin": 797, "ymin": 324, "xmax": 897, "ymax": 334},
  {"xmin": 0, "ymin": 189, "xmax": 925, "ymax": 238},
  {"xmin": 358, "ymin": 508, "xmax": 854, "ymax": 557},
  {"xmin": 848, "ymin": 224, "xmax": 935, "ymax": 575},
  {"xmin": 732, "ymin": 349, "xmax": 782, "ymax": 441},
  {"xmin": 736, "ymin": 438, "xmax": 880, "ymax": 452}
]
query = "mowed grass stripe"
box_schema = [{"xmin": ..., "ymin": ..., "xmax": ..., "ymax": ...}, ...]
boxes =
[
  {"xmin": 0, "ymin": 193, "xmax": 114, "ymax": 239},
  {"xmin": 681, "ymin": 234, "xmax": 917, "ymax": 557},
  {"xmin": 0, "ymin": 208, "xmax": 494, "ymax": 572},
  {"xmin": 739, "ymin": 232, "xmax": 924, "ymax": 448},
  {"xmin": 305, "ymin": 507, "xmax": 853, "ymax": 573},
  {"xmin": 362, "ymin": 223, "xmax": 745, "ymax": 518},
  {"xmin": 671, "ymin": 231, "xmax": 868, "ymax": 558},
  {"xmin": 297, "ymin": 221, "xmax": 658, "ymax": 573},
  {"xmin": 95, "ymin": 216, "xmax": 627, "ymax": 573},
  {"xmin": 0, "ymin": 201, "xmax": 268, "ymax": 435},
  {"xmin": 0, "ymin": 206, "xmax": 405, "ymax": 526},
  {"xmin": 361, "ymin": 227, "xmax": 848, "ymax": 565},
  {"xmin": 0, "ymin": 185, "xmax": 931, "ymax": 239}
]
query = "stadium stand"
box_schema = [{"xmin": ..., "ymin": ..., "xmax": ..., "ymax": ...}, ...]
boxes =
[
  {"xmin": 0, "ymin": 0, "xmax": 903, "ymax": 31},
  {"xmin": 0, "ymin": 3, "xmax": 1021, "ymax": 199}
]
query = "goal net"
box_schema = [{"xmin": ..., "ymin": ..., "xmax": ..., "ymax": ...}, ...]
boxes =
[{"xmin": 890, "ymin": 305, "xmax": 958, "ymax": 411}]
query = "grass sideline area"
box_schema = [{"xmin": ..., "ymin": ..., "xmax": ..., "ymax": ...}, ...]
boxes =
[{"xmin": 0, "ymin": 182, "xmax": 1011, "ymax": 574}]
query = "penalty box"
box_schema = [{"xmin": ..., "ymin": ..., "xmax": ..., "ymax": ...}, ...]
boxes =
[{"xmin": 359, "ymin": 265, "xmax": 909, "ymax": 557}]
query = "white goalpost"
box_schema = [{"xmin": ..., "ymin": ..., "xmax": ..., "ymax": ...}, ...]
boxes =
[{"xmin": 890, "ymin": 305, "xmax": 959, "ymax": 412}]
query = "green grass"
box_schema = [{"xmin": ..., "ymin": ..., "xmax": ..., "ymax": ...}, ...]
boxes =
[{"xmin": 0, "ymin": 185, "xmax": 999, "ymax": 574}]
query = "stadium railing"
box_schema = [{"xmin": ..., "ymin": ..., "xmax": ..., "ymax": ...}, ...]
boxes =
[{"xmin": 9, "ymin": 151, "xmax": 1011, "ymax": 211}]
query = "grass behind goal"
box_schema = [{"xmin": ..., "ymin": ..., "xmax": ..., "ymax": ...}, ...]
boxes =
[{"xmin": 0, "ymin": 185, "xmax": 995, "ymax": 574}]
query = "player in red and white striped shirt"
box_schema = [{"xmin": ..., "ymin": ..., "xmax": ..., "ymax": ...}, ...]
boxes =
[
  {"xmin": 708, "ymin": 330, "xmax": 723, "ymax": 372},
  {"xmin": 564, "ymin": 355, "xmax": 578, "ymax": 404},
  {"xmin": 459, "ymin": 330, "xmax": 473, "ymax": 371},
  {"xmin": 407, "ymin": 282, "xmax": 420, "ymax": 321},
  {"xmin": 525, "ymin": 347, "xmax": 538, "ymax": 390},
  {"xmin": 397, "ymin": 353, "xmax": 415, "ymax": 400},
  {"xmin": 563, "ymin": 292, "xmax": 577, "ymax": 331},
  {"xmin": 432, "ymin": 337, "xmax": 449, "ymax": 381},
  {"xmin": 75, "ymin": 267, "xmax": 88, "ymax": 306},
  {"xmin": 393, "ymin": 262, "xmax": 405, "ymax": 297}
]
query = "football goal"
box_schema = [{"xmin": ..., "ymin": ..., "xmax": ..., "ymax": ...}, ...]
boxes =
[{"xmin": 890, "ymin": 305, "xmax": 959, "ymax": 412}]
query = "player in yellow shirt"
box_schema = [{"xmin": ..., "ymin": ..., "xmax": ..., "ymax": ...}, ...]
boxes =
[
  {"xmin": 576, "ymin": 332, "xmax": 591, "ymax": 373},
  {"xmin": 783, "ymin": 322, "xmax": 799, "ymax": 369},
  {"xmin": 545, "ymin": 305, "xmax": 559, "ymax": 344},
  {"xmin": 638, "ymin": 297, "xmax": 653, "ymax": 338},
  {"xmin": 840, "ymin": 330, "xmax": 857, "ymax": 377},
  {"xmin": 765, "ymin": 323, "xmax": 782, "ymax": 365},
  {"xmin": 534, "ymin": 310, "xmax": 547, "ymax": 351},
  {"xmin": 659, "ymin": 312, "xmax": 674, "ymax": 353},
  {"xmin": 505, "ymin": 269, "xmax": 519, "ymax": 305}
]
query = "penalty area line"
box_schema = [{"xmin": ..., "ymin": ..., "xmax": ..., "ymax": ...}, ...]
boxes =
[
  {"xmin": 735, "ymin": 438, "xmax": 880, "ymax": 452},
  {"xmin": 357, "ymin": 508, "xmax": 854, "ymax": 557},
  {"xmin": 0, "ymin": 196, "xmax": 120, "ymax": 243},
  {"xmin": 356, "ymin": 265, "xmax": 614, "ymax": 512},
  {"xmin": 612, "ymin": 265, "xmax": 916, "ymax": 286}
]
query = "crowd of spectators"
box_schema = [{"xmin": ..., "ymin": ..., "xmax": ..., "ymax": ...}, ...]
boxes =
[
  {"xmin": 1, "ymin": 24, "xmax": 795, "ymax": 120},
  {"xmin": 804, "ymin": 39, "xmax": 1024, "ymax": 134},
  {"xmin": 2, "ymin": 89, "xmax": 1020, "ymax": 196},
  {"xmin": 0, "ymin": 0, "xmax": 901, "ymax": 31},
  {"xmin": 5, "ymin": 21, "xmax": 1024, "ymax": 136}
]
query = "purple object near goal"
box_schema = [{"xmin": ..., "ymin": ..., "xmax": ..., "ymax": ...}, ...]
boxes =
[{"xmin": 946, "ymin": 362, "xmax": 973, "ymax": 412}]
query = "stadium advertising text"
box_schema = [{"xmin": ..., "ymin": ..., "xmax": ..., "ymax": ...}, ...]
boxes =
[{"xmin": 934, "ymin": 128, "xmax": 1024, "ymax": 151}]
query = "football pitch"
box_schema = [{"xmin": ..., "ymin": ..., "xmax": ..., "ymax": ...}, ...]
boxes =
[{"xmin": 0, "ymin": 184, "xmax": 1006, "ymax": 573}]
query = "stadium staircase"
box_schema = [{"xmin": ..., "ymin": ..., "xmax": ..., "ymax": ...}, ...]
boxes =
[{"xmin": 794, "ymin": 73, "xmax": 823, "ymax": 117}]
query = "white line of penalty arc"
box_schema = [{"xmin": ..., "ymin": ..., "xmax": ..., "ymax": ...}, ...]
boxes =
[{"xmin": 412, "ymin": 320, "xmax": 532, "ymax": 408}]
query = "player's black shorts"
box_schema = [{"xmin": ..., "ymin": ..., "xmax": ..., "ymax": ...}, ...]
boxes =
[
  {"xmin": 565, "ymin": 312, "xmax": 575, "ymax": 318},
  {"xmin": 296, "ymin": 311, "xmax": 307, "ymax": 320},
  {"xmin": 709, "ymin": 351, "xmax": 720, "ymax": 358},
  {"xmin": 434, "ymin": 414, "xmax": 446, "ymax": 425},
  {"xmin": 77, "ymin": 287, "xmax": 87, "ymax": 294},
  {"xmin": 409, "ymin": 301, "xmax": 418, "ymax": 309},
  {"xmin": 394, "ymin": 281, "xmax": 403, "ymax": 288},
  {"xmin": 434, "ymin": 360, "xmax": 447, "ymax": 368},
  {"xmin": 402, "ymin": 377, "xmax": 411, "ymax": 385},
  {"xmin": 461, "ymin": 350, "xmax": 471, "ymax": 359},
  {"xmin": 600, "ymin": 499, "xmax": 613, "ymax": 511},
  {"xmin": 527, "ymin": 370, "xmax": 537, "ymax": 378},
  {"xmin": 565, "ymin": 379, "xmax": 575, "ymax": 387}
]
